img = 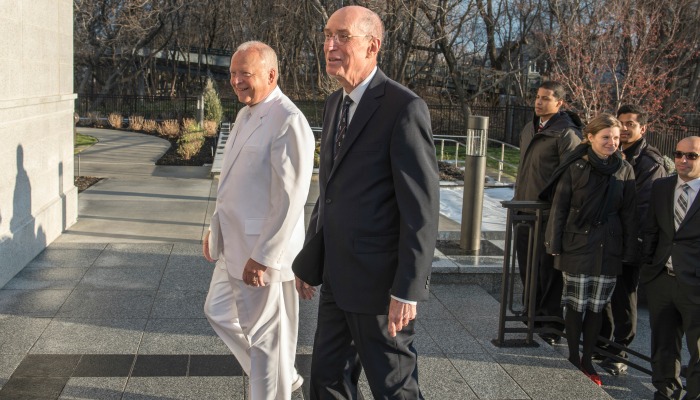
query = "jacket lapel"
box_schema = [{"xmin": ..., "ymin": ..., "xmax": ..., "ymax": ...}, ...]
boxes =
[
  {"xmin": 328, "ymin": 70, "xmax": 386, "ymax": 179},
  {"xmin": 679, "ymin": 184, "xmax": 700, "ymax": 231},
  {"xmin": 321, "ymin": 91, "xmax": 342, "ymax": 183},
  {"xmin": 219, "ymin": 111, "xmax": 248, "ymax": 184},
  {"xmin": 660, "ymin": 178, "xmax": 677, "ymax": 232},
  {"xmin": 220, "ymin": 89, "xmax": 280, "ymax": 181}
]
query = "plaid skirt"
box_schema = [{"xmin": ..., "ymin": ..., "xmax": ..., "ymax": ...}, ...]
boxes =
[{"xmin": 561, "ymin": 272, "xmax": 617, "ymax": 313}]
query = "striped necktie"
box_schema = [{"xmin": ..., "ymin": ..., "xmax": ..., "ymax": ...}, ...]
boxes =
[
  {"xmin": 675, "ymin": 183, "xmax": 690, "ymax": 230},
  {"xmin": 334, "ymin": 96, "xmax": 353, "ymax": 160}
]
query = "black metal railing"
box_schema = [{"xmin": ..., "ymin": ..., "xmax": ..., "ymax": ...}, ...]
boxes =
[
  {"xmin": 75, "ymin": 94, "xmax": 698, "ymax": 152},
  {"xmin": 494, "ymin": 200, "xmax": 652, "ymax": 375}
]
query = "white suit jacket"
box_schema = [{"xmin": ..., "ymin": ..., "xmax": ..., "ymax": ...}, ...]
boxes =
[{"xmin": 210, "ymin": 86, "xmax": 314, "ymax": 283}]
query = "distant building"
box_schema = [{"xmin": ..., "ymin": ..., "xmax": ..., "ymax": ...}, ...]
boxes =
[{"xmin": 0, "ymin": 1, "xmax": 77, "ymax": 286}]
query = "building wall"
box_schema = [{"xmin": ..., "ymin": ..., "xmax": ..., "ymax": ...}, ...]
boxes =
[{"xmin": 0, "ymin": 0, "xmax": 77, "ymax": 287}]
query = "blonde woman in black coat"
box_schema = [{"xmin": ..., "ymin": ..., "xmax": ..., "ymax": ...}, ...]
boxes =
[{"xmin": 542, "ymin": 113, "xmax": 637, "ymax": 386}]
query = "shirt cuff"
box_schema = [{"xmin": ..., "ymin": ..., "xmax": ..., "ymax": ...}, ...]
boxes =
[{"xmin": 391, "ymin": 295, "xmax": 417, "ymax": 305}]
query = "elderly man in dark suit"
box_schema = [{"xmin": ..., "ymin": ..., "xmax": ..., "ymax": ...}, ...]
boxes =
[
  {"xmin": 294, "ymin": 5, "xmax": 439, "ymax": 399},
  {"xmin": 642, "ymin": 136, "xmax": 700, "ymax": 400}
]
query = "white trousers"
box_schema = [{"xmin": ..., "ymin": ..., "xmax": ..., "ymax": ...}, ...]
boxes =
[{"xmin": 204, "ymin": 261, "xmax": 300, "ymax": 400}]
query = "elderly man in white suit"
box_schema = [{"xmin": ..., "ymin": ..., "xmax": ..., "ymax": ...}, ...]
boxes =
[{"xmin": 202, "ymin": 41, "xmax": 314, "ymax": 399}]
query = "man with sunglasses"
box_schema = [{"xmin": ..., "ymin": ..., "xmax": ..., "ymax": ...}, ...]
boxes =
[
  {"xmin": 642, "ymin": 136, "xmax": 700, "ymax": 400},
  {"xmin": 599, "ymin": 105, "xmax": 668, "ymax": 375}
]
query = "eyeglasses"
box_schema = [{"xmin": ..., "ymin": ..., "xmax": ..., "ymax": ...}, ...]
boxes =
[
  {"xmin": 320, "ymin": 32, "xmax": 372, "ymax": 44},
  {"xmin": 673, "ymin": 151, "xmax": 700, "ymax": 160}
]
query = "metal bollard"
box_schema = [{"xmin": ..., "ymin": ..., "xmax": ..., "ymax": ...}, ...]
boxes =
[{"xmin": 460, "ymin": 116, "xmax": 489, "ymax": 251}]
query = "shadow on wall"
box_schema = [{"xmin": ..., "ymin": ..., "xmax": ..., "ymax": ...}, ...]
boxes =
[{"xmin": 4, "ymin": 145, "xmax": 47, "ymax": 282}]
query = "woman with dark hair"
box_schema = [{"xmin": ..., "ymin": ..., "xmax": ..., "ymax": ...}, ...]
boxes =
[{"xmin": 541, "ymin": 113, "xmax": 637, "ymax": 386}]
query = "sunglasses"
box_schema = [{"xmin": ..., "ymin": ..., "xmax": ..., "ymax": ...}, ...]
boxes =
[{"xmin": 673, "ymin": 151, "xmax": 700, "ymax": 160}]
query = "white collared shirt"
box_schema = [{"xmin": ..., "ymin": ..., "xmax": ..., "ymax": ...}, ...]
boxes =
[
  {"xmin": 676, "ymin": 176, "xmax": 700, "ymax": 213},
  {"xmin": 342, "ymin": 67, "xmax": 378, "ymax": 124}
]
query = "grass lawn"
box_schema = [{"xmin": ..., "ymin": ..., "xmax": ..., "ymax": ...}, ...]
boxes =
[{"xmin": 75, "ymin": 132, "xmax": 97, "ymax": 154}]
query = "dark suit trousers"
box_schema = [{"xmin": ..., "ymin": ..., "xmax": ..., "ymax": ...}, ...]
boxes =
[
  {"xmin": 516, "ymin": 221, "xmax": 564, "ymax": 330},
  {"xmin": 310, "ymin": 282, "xmax": 422, "ymax": 400},
  {"xmin": 646, "ymin": 272, "xmax": 700, "ymax": 400},
  {"xmin": 601, "ymin": 262, "xmax": 640, "ymax": 355}
]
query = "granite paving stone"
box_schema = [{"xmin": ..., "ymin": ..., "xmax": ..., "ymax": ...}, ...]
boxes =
[
  {"xmin": 59, "ymin": 377, "xmax": 127, "ymax": 400},
  {"xmin": 0, "ymin": 289, "xmax": 72, "ymax": 317},
  {"xmin": 0, "ymin": 376, "xmax": 68, "ymax": 399},
  {"xmin": 122, "ymin": 377, "xmax": 244, "ymax": 400},
  {"xmin": 418, "ymin": 355, "xmax": 477, "ymax": 399},
  {"xmin": 418, "ymin": 292, "xmax": 456, "ymax": 320},
  {"xmin": 12, "ymin": 354, "xmax": 81, "ymax": 377},
  {"xmin": 131, "ymin": 355, "xmax": 188, "ymax": 377},
  {"xmin": 449, "ymin": 352, "xmax": 530, "ymax": 399},
  {"xmin": 73, "ymin": 354, "xmax": 135, "ymax": 377},
  {"xmin": 167, "ymin": 243, "xmax": 214, "ymax": 269},
  {"xmin": 188, "ymin": 355, "xmax": 242, "ymax": 376},
  {"xmin": 2, "ymin": 268, "xmax": 88, "ymax": 290},
  {"xmin": 0, "ymin": 355, "xmax": 24, "ymax": 390},
  {"xmin": 30, "ymin": 319, "xmax": 148, "ymax": 354},
  {"xmin": 57, "ymin": 290, "xmax": 156, "ymax": 318},
  {"xmin": 158, "ymin": 265, "xmax": 214, "ymax": 291},
  {"xmin": 492, "ymin": 352, "xmax": 612, "ymax": 399},
  {"xmin": 26, "ymin": 244, "xmax": 106, "ymax": 269},
  {"xmin": 151, "ymin": 290, "xmax": 207, "ymax": 319},
  {"xmin": 93, "ymin": 243, "xmax": 174, "ymax": 269},
  {"xmin": 138, "ymin": 318, "xmax": 230, "ymax": 354},
  {"xmin": 296, "ymin": 317, "xmax": 317, "ymax": 355},
  {"xmin": 414, "ymin": 321, "xmax": 444, "ymax": 355},
  {"xmin": 77, "ymin": 267, "xmax": 164, "ymax": 290},
  {"xmin": 421, "ymin": 318, "xmax": 485, "ymax": 354},
  {"xmin": 0, "ymin": 315, "xmax": 51, "ymax": 354}
]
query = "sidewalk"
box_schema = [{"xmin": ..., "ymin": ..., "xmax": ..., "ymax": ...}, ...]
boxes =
[{"xmin": 0, "ymin": 129, "xmax": 655, "ymax": 399}]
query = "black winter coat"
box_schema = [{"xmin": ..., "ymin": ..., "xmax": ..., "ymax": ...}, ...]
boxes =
[
  {"xmin": 514, "ymin": 111, "xmax": 583, "ymax": 202},
  {"xmin": 622, "ymin": 138, "xmax": 668, "ymax": 237},
  {"xmin": 545, "ymin": 156, "xmax": 637, "ymax": 276}
]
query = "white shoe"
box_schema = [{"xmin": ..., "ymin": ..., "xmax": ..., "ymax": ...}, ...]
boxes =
[{"xmin": 291, "ymin": 374, "xmax": 304, "ymax": 392}]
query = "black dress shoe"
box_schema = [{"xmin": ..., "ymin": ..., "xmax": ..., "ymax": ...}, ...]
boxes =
[
  {"xmin": 539, "ymin": 333, "xmax": 561, "ymax": 345},
  {"xmin": 600, "ymin": 357, "xmax": 628, "ymax": 375}
]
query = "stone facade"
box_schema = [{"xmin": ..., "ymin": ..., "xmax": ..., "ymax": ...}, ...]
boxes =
[{"xmin": 0, "ymin": 0, "xmax": 77, "ymax": 286}]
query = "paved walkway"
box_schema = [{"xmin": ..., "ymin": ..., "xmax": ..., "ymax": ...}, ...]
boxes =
[{"xmin": 0, "ymin": 128, "xmax": 658, "ymax": 399}]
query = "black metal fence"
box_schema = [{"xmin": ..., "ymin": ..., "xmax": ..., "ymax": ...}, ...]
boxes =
[{"xmin": 75, "ymin": 94, "xmax": 698, "ymax": 153}]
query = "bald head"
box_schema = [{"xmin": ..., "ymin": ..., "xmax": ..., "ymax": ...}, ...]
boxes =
[
  {"xmin": 675, "ymin": 136, "xmax": 700, "ymax": 182},
  {"xmin": 324, "ymin": 6, "xmax": 383, "ymax": 92},
  {"xmin": 340, "ymin": 6, "xmax": 384, "ymax": 41}
]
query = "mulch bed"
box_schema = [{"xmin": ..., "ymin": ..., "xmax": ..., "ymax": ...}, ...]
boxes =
[
  {"xmin": 75, "ymin": 176, "xmax": 103, "ymax": 193},
  {"xmin": 155, "ymin": 135, "xmax": 217, "ymax": 166},
  {"xmin": 438, "ymin": 161, "xmax": 464, "ymax": 181}
]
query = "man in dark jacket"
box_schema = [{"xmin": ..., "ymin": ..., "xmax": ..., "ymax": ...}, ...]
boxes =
[
  {"xmin": 599, "ymin": 104, "xmax": 668, "ymax": 375},
  {"xmin": 513, "ymin": 81, "xmax": 582, "ymax": 344}
]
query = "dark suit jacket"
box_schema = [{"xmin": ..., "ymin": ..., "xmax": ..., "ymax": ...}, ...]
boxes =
[
  {"xmin": 305, "ymin": 69, "xmax": 440, "ymax": 315},
  {"xmin": 641, "ymin": 176, "xmax": 700, "ymax": 303}
]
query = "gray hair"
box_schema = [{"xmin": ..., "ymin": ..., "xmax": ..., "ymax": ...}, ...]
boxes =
[{"xmin": 235, "ymin": 41, "xmax": 279, "ymax": 76}]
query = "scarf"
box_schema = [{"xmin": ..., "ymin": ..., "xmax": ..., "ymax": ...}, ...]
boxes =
[{"xmin": 539, "ymin": 144, "xmax": 623, "ymax": 225}]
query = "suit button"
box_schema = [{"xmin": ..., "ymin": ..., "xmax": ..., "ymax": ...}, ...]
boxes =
[{"xmin": 325, "ymin": 198, "xmax": 332, "ymax": 204}]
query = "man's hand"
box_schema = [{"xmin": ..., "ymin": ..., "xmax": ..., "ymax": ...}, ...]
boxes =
[
  {"xmin": 202, "ymin": 231, "xmax": 215, "ymax": 262},
  {"xmin": 243, "ymin": 258, "xmax": 267, "ymax": 287},
  {"xmin": 295, "ymin": 277, "xmax": 316, "ymax": 300},
  {"xmin": 388, "ymin": 298, "xmax": 417, "ymax": 337}
]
